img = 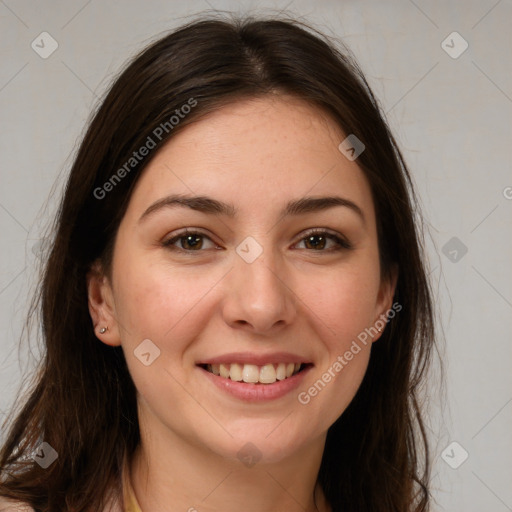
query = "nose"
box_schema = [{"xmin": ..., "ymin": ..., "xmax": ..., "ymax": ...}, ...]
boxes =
[{"xmin": 220, "ymin": 248, "xmax": 297, "ymax": 335}]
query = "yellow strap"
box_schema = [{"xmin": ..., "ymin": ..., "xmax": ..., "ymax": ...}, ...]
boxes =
[
  {"xmin": 124, "ymin": 485, "xmax": 143, "ymax": 512},
  {"xmin": 122, "ymin": 455, "xmax": 143, "ymax": 512}
]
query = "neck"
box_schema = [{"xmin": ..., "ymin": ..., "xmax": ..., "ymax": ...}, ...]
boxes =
[{"xmin": 130, "ymin": 408, "xmax": 330, "ymax": 512}]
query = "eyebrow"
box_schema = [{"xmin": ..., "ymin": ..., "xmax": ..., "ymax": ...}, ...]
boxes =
[{"xmin": 138, "ymin": 193, "xmax": 365, "ymax": 223}]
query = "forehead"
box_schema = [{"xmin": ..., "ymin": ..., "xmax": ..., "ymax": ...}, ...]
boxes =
[{"xmin": 125, "ymin": 95, "xmax": 375, "ymax": 223}]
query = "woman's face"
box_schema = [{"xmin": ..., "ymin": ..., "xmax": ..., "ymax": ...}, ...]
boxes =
[{"xmin": 91, "ymin": 95, "xmax": 396, "ymax": 464}]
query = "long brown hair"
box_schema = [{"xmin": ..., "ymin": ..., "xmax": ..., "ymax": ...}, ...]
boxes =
[{"xmin": 0, "ymin": 14, "xmax": 437, "ymax": 512}]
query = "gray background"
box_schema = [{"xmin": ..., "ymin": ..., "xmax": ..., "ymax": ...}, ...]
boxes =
[{"xmin": 1, "ymin": 0, "xmax": 511, "ymax": 510}]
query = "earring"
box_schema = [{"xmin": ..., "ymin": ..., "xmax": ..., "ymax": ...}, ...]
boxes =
[{"xmin": 99, "ymin": 327, "xmax": 108, "ymax": 334}]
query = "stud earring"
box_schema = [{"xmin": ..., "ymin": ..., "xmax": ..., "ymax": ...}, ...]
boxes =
[{"xmin": 99, "ymin": 327, "xmax": 107, "ymax": 334}]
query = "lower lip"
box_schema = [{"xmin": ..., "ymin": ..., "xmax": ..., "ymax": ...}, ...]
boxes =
[{"xmin": 198, "ymin": 365, "xmax": 313, "ymax": 402}]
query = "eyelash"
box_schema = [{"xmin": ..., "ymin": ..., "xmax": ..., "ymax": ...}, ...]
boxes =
[{"xmin": 161, "ymin": 228, "xmax": 352, "ymax": 253}]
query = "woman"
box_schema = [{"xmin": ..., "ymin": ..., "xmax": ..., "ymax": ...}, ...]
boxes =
[{"xmin": 0, "ymin": 14, "xmax": 436, "ymax": 512}]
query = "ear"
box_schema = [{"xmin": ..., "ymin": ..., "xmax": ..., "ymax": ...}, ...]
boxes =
[
  {"xmin": 372, "ymin": 264, "xmax": 399, "ymax": 342},
  {"xmin": 86, "ymin": 260, "xmax": 122, "ymax": 347}
]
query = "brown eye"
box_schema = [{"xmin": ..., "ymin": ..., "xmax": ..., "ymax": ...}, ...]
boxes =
[
  {"xmin": 178, "ymin": 233, "xmax": 204, "ymax": 250},
  {"xmin": 163, "ymin": 230, "xmax": 217, "ymax": 252},
  {"xmin": 296, "ymin": 230, "xmax": 352, "ymax": 251},
  {"xmin": 304, "ymin": 234, "xmax": 327, "ymax": 250}
]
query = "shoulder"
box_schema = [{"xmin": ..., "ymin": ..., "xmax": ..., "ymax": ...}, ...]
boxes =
[
  {"xmin": 0, "ymin": 496, "xmax": 35, "ymax": 512},
  {"xmin": 0, "ymin": 474, "xmax": 125, "ymax": 512},
  {"xmin": 0, "ymin": 494, "xmax": 124, "ymax": 512}
]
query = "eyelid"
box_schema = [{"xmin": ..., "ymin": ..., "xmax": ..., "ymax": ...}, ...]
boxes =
[
  {"xmin": 162, "ymin": 228, "xmax": 220, "ymax": 251},
  {"xmin": 162, "ymin": 227, "xmax": 352, "ymax": 253},
  {"xmin": 293, "ymin": 228, "xmax": 352, "ymax": 250}
]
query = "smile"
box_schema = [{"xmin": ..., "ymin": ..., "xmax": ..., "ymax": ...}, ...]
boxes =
[
  {"xmin": 201, "ymin": 362, "xmax": 307, "ymax": 384},
  {"xmin": 197, "ymin": 362, "xmax": 313, "ymax": 402}
]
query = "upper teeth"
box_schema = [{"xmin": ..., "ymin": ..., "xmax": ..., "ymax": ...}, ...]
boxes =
[{"xmin": 206, "ymin": 363, "xmax": 302, "ymax": 384}]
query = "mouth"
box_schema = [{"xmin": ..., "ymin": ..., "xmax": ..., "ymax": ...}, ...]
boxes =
[{"xmin": 197, "ymin": 362, "xmax": 313, "ymax": 385}]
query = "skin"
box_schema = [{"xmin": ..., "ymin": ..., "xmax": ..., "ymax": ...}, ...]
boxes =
[{"xmin": 87, "ymin": 94, "xmax": 397, "ymax": 512}]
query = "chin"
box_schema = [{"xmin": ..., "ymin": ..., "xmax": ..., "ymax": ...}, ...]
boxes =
[{"xmin": 210, "ymin": 426, "xmax": 312, "ymax": 467}]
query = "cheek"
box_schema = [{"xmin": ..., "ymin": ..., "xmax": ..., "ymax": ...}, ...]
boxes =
[
  {"xmin": 112, "ymin": 260, "xmax": 214, "ymax": 408},
  {"xmin": 293, "ymin": 255, "xmax": 380, "ymax": 413},
  {"xmin": 116, "ymin": 272, "xmax": 205, "ymax": 339},
  {"xmin": 112, "ymin": 249, "xmax": 225, "ymax": 360},
  {"xmin": 295, "ymin": 267, "xmax": 377, "ymax": 427},
  {"xmin": 301, "ymin": 259, "xmax": 381, "ymax": 341}
]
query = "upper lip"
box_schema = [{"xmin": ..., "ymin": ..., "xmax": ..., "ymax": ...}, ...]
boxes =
[{"xmin": 196, "ymin": 351, "xmax": 312, "ymax": 366}]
